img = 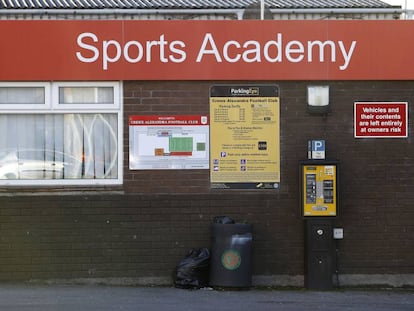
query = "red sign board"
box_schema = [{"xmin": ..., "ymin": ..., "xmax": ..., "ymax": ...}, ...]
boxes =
[
  {"xmin": 2, "ymin": 20, "xmax": 414, "ymax": 81},
  {"xmin": 128, "ymin": 115, "xmax": 209, "ymax": 170},
  {"xmin": 129, "ymin": 115, "xmax": 209, "ymax": 126},
  {"xmin": 354, "ymin": 102, "xmax": 408, "ymax": 138}
]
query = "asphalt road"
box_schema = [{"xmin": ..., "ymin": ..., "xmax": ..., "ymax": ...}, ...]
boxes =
[{"xmin": 0, "ymin": 285, "xmax": 412, "ymax": 311}]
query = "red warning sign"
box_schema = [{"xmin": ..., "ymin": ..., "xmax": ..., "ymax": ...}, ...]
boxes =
[{"xmin": 354, "ymin": 102, "xmax": 408, "ymax": 138}]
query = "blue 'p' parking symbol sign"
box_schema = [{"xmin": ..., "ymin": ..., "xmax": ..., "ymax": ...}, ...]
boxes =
[{"xmin": 308, "ymin": 140, "xmax": 326, "ymax": 159}]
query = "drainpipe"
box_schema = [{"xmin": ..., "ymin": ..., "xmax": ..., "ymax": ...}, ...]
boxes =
[{"xmin": 260, "ymin": 0, "xmax": 264, "ymax": 20}]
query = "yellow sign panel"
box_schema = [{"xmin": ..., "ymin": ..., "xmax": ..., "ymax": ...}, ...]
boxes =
[
  {"xmin": 302, "ymin": 164, "xmax": 337, "ymax": 216},
  {"xmin": 210, "ymin": 85, "xmax": 280, "ymax": 189}
]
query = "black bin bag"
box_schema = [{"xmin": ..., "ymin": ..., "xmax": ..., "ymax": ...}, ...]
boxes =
[
  {"xmin": 173, "ymin": 248, "xmax": 210, "ymax": 289},
  {"xmin": 213, "ymin": 216, "xmax": 235, "ymax": 224}
]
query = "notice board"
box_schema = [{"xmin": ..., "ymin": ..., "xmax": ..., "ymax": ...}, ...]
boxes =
[
  {"xmin": 209, "ymin": 85, "xmax": 280, "ymax": 189},
  {"xmin": 129, "ymin": 115, "xmax": 209, "ymax": 169}
]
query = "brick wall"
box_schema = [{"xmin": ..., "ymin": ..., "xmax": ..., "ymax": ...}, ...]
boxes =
[
  {"xmin": 0, "ymin": 193, "xmax": 301, "ymax": 281},
  {"xmin": 0, "ymin": 80, "xmax": 412, "ymax": 284}
]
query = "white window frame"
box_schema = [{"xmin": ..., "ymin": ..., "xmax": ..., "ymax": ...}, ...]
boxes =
[
  {"xmin": 0, "ymin": 82, "xmax": 51, "ymax": 110},
  {"xmin": 0, "ymin": 81, "xmax": 123, "ymax": 186},
  {"xmin": 52, "ymin": 81, "xmax": 121, "ymax": 110}
]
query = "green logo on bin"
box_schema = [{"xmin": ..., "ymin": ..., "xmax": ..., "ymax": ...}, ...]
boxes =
[{"xmin": 221, "ymin": 250, "xmax": 241, "ymax": 270}]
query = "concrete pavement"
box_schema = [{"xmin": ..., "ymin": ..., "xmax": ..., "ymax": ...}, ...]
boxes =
[{"xmin": 0, "ymin": 285, "xmax": 412, "ymax": 311}]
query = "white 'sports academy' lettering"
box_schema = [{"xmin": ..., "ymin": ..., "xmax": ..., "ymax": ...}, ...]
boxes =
[{"xmin": 76, "ymin": 32, "xmax": 357, "ymax": 71}]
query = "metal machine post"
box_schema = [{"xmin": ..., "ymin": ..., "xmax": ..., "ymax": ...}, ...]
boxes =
[{"xmin": 304, "ymin": 218, "xmax": 334, "ymax": 289}]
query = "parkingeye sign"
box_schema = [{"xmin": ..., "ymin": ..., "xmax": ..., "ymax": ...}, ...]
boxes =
[
  {"xmin": 354, "ymin": 102, "xmax": 408, "ymax": 138},
  {"xmin": 2, "ymin": 20, "xmax": 414, "ymax": 80},
  {"xmin": 210, "ymin": 85, "xmax": 280, "ymax": 190}
]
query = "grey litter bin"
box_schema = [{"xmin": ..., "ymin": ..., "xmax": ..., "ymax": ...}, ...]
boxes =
[{"xmin": 209, "ymin": 223, "xmax": 253, "ymax": 287}]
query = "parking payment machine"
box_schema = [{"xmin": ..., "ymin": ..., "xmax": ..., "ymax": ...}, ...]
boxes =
[
  {"xmin": 301, "ymin": 162, "xmax": 337, "ymax": 217},
  {"xmin": 300, "ymin": 160, "xmax": 339, "ymax": 289}
]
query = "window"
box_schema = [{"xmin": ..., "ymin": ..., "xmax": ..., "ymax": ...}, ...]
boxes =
[
  {"xmin": 0, "ymin": 82, "xmax": 122, "ymax": 186},
  {"xmin": 0, "ymin": 82, "xmax": 50, "ymax": 109},
  {"xmin": 0, "ymin": 87, "xmax": 45, "ymax": 105}
]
